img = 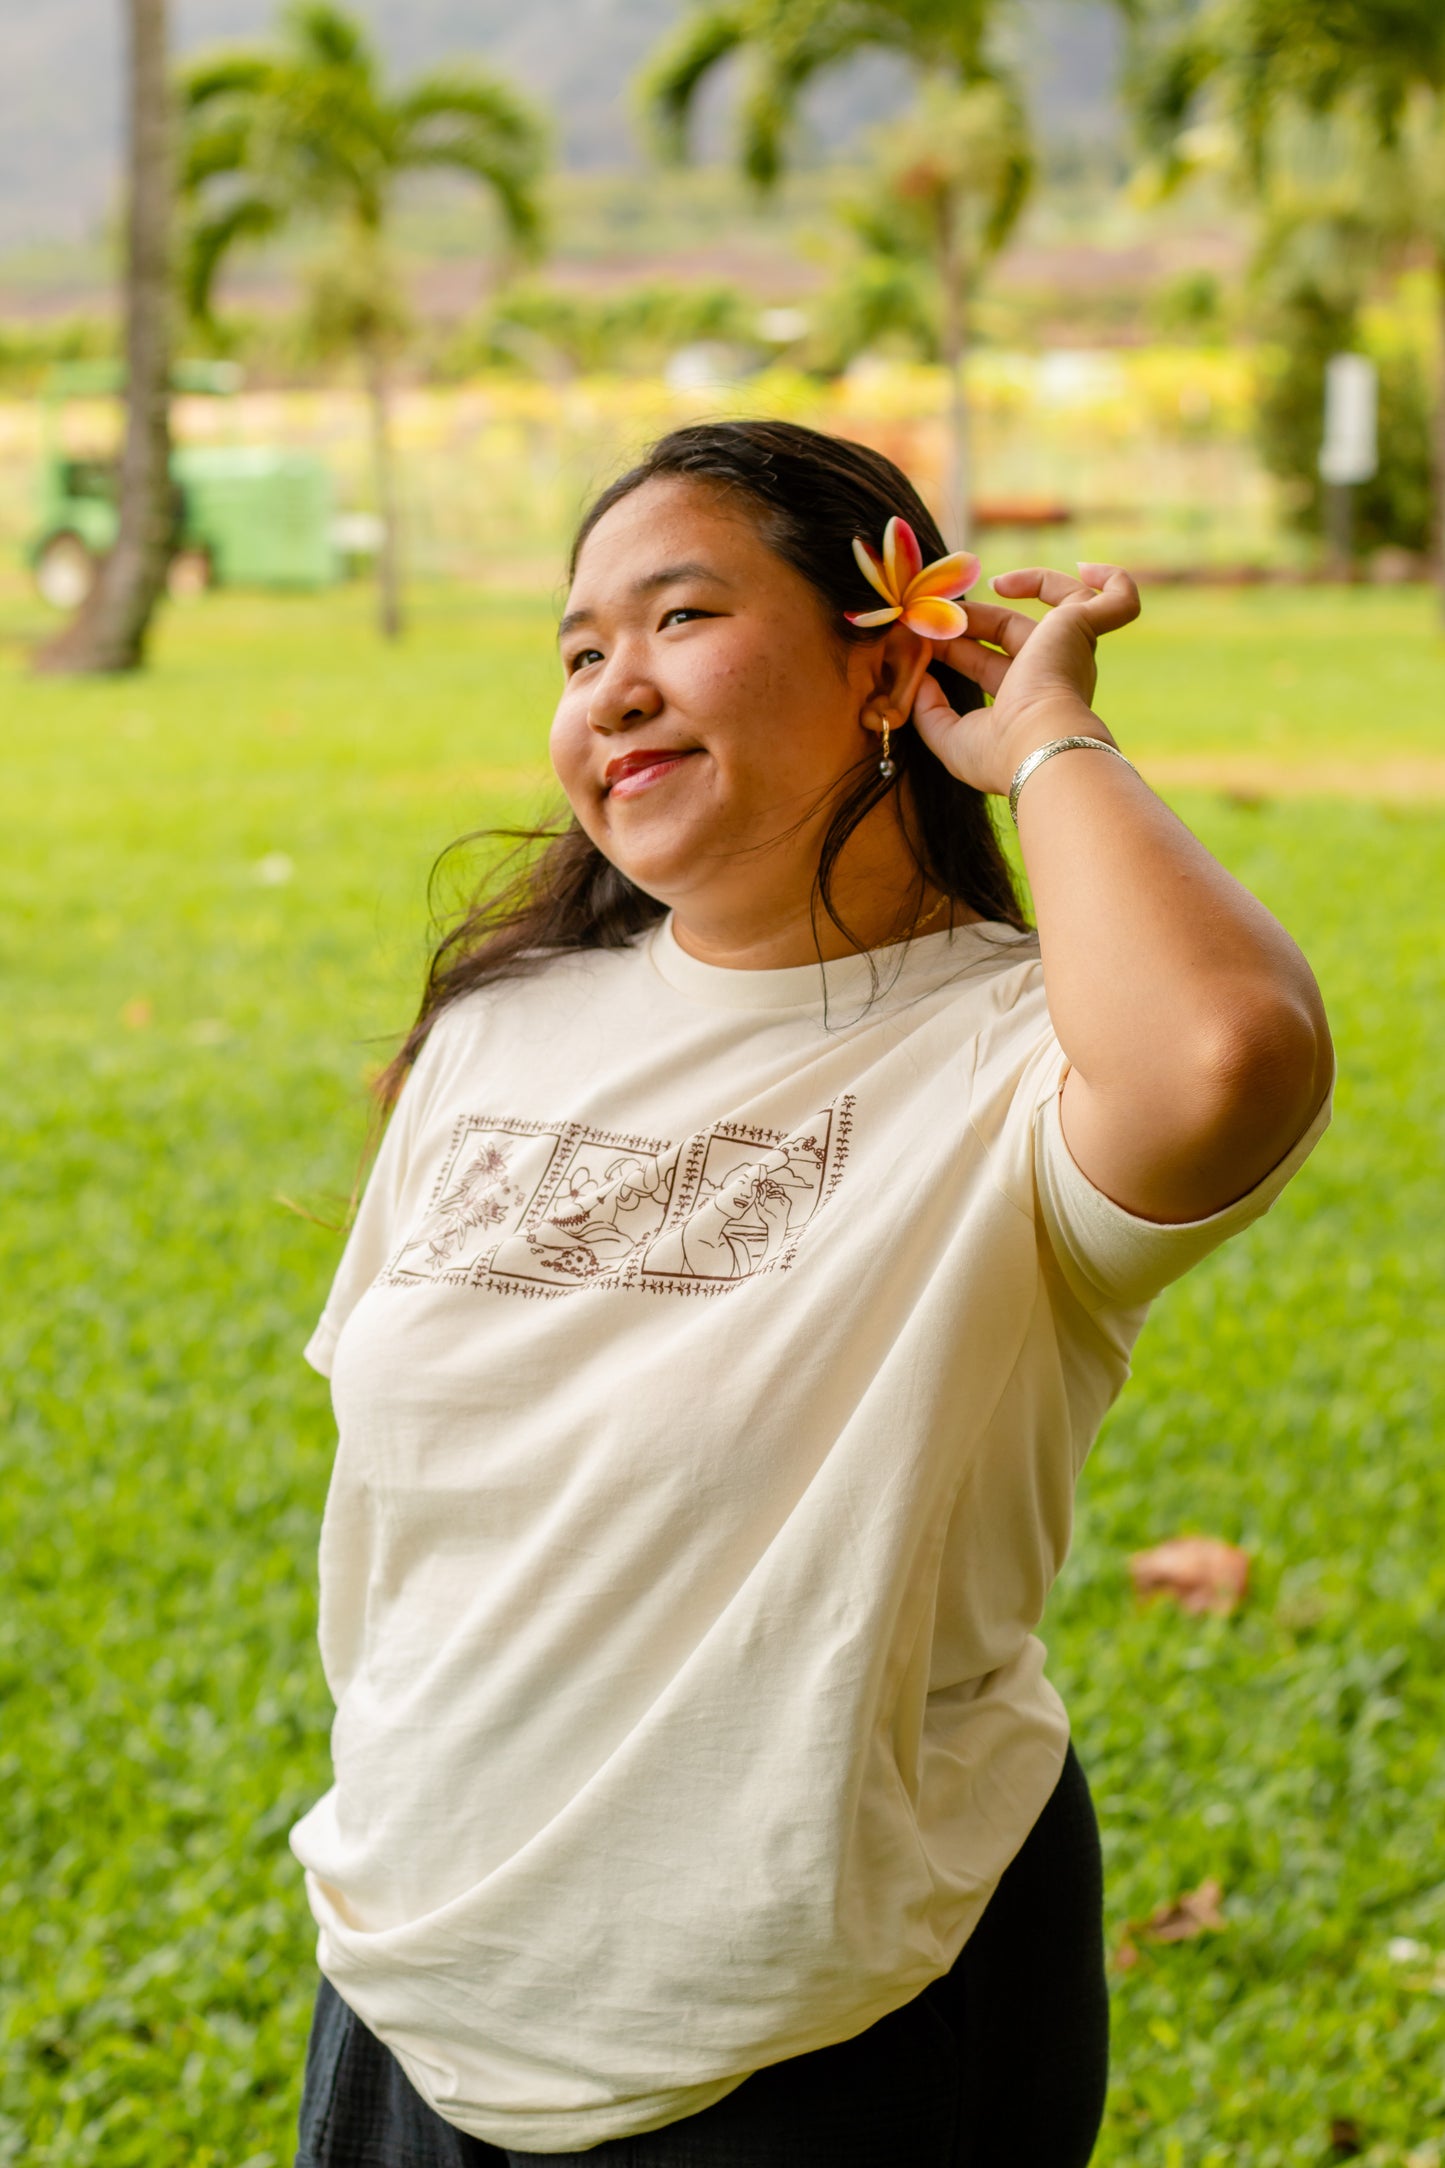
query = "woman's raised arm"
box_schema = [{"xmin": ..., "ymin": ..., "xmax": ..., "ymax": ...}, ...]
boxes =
[{"xmin": 911, "ymin": 563, "xmax": 1332, "ymax": 1225}]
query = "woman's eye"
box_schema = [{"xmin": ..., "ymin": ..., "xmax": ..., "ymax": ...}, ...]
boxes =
[
  {"xmin": 661, "ymin": 607, "xmax": 711, "ymax": 628},
  {"xmin": 567, "ymin": 648, "xmax": 603, "ymax": 674}
]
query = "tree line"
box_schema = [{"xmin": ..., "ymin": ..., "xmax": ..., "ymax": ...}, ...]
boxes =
[{"xmin": 38, "ymin": 0, "xmax": 1445, "ymax": 674}]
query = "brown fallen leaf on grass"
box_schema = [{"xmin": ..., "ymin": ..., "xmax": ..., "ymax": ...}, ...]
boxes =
[
  {"xmin": 1129, "ymin": 1536, "xmax": 1250, "ymax": 1615},
  {"xmin": 1114, "ymin": 1878, "xmax": 1226, "ymax": 1969},
  {"xmin": 1143, "ymin": 1877, "xmax": 1226, "ymax": 1941},
  {"xmin": 119, "ymin": 997, "xmax": 153, "ymax": 1030},
  {"xmin": 1328, "ymin": 2117, "xmax": 1364, "ymax": 2158}
]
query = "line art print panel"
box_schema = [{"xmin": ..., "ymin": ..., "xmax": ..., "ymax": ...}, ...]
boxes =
[
  {"xmin": 385, "ymin": 1119, "xmax": 566, "ymax": 1284},
  {"xmin": 382, "ymin": 1099, "xmax": 853, "ymax": 1299},
  {"xmin": 639, "ymin": 1110, "xmax": 834, "ymax": 1283},
  {"xmin": 491, "ymin": 1133, "xmax": 678, "ymax": 1288}
]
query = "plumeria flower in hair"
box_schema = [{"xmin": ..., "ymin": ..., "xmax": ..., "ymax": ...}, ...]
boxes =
[{"xmin": 846, "ymin": 517, "xmax": 980, "ymax": 640}]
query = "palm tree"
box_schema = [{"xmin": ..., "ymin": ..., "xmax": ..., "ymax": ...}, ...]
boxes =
[
  {"xmin": 37, "ymin": 0, "xmax": 174, "ymax": 675},
  {"xmin": 639, "ymin": 0, "xmax": 1020, "ymax": 547},
  {"xmin": 1116, "ymin": 0, "xmax": 1445, "ymax": 612},
  {"xmin": 180, "ymin": 2, "xmax": 546, "ymax": 639},
  {"xmin": 858, "ymin": 83, "xmax": 1030, "ymax": 546}
]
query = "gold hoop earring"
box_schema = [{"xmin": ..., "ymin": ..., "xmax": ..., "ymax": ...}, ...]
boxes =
[{"xmin": 879, "ymin": 716, "xmax": 896, "ymax": 783}]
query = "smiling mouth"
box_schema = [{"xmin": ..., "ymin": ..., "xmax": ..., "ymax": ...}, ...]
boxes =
[{"xmin": 605, "ymin": 749, "xmax": 702, "ymax": 800}]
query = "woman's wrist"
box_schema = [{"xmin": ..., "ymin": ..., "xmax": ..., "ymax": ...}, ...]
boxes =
[
  {"xmin": 1007, "ymin": 734, "xmax": 1138, "ymax": 824},
  {"xmin": 988, "ymin": 701, "xmax": 1118, "ymax": 799}
]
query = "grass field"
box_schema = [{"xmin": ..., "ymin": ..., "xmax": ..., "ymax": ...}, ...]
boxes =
[{"xmin": 2, "ymin": 578, "xmax": 1444, "ymax": 2167}]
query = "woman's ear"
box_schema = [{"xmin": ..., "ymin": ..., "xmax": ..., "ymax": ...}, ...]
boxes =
[{"xmin": 859, "ymin": 626, "xmax": 933, "ymax": 736}]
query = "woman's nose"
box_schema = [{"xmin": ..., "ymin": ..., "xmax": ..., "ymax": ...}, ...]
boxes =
[{"xmin": 585, "ymin": 654, "xmax": 663, "ymax": 735}]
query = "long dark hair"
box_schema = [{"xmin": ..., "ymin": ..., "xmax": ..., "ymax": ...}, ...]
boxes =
[{"xmin": 375, "ymin": 419, "xmax": 1026, "ymax": 1113}]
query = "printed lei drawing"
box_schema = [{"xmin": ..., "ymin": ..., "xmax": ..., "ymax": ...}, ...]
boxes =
[{"xmin": 385, "ymin": 1098, "xmax": 853, "ymax": 1298}]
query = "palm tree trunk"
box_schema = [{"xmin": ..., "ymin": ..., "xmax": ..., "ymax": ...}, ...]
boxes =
[
  {"xmin": 36, "ymin": 0, "xmax": 173, "ymax": 675},
  {"xmin": 937, "ymin": 189, "xmax": 971, "ymax": 552},
  {"xmin": 364, "ymin": 335, "xmax": 402, "ymax": 642},
  {"xmin": 1434, "ymin": 247, "xmax": 1445, "ymax": 627}
]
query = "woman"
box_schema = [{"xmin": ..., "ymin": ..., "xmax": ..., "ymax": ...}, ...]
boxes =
[{"xmin": 293, "ymin": 421, "xmax": 1332, "ymax": 2167}]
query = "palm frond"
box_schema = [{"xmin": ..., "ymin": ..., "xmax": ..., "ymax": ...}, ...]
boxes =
[
  {"xmin": 736, "ymin": 11, "xmax": 859, "ymax": 190},
  {"xmin": 867, "ymin": 0, "xmax": 991, "ymax": 77},
  {"xmin": 737, "ymin": 65, "xmax": 795, "ymax": 190},
  {"xmin": 636, "ymin": 5, "xmax": 749, "ymax": 161},
  {"xmin": 393, "ymin": 72, "xmax": 548, "ymax": 236},
  {"xmin": 183, "ymin": 193, "xmax": 282, "ymax": 322},
  {"xmin": 394, "ymin": 70, "xmax": 547, "ymax": 254},
  {"xmin": 178, "ymin": 52, "xmax": 277, "ymax": 112},
  {"xmin": 1126, "ymin": 24, "xmax": 1217, "ymax": 144},
  {"xmin": 981, "ymin": 135, "xmax": 1033, "ymax": 254},
  {"xmin": 176, "ymin": 3, "xmax": 552, "ymax": 316},
  {"xmin": 283, "ymin": 0, "xmax": 374, "ymax": 78},
  {"xmin": 178, "ymin": 116, "xmax": 254, "ymax": 196},
  {"xmin": 402, "ymin": 138, "xmax": 547, "ymax": 255},
  {"xmin": 395, "ymin": 69, "xmax": 546, "ymax": 160}
]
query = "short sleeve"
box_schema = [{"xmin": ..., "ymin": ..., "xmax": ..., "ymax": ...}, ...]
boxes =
[
  {"xmin": 1034, "ymin": 1074, "xmax": 1334, "ymax": 1313},
  {"xmin": 302, "ymin": 1026, "xmax": 449, "ymax": 1378}
]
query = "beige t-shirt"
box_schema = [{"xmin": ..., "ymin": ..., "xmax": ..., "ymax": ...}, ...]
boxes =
[{"xmin": 293, "ymin": 913, "xmax": 1330, "ymax": 2152}]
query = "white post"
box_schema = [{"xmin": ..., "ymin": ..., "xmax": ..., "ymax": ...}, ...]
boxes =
[{"xmin": 1318, "ymin": 353, "xmax": 1378, "ymax": 581}]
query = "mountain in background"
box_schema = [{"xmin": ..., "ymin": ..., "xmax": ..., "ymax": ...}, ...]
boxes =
[{"xmin": 0, "ymin": 0, "xmax": 1123, "ymax": 250}]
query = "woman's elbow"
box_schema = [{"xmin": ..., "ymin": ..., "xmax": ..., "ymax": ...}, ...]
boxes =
[{"xmin": 1196, "ymin": 985, "xmax": 1333, "ymax": 1163}]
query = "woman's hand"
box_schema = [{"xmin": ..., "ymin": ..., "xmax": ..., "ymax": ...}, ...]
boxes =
[{"xmin": 910, "ymin": 561, "xmax": 1141, "ymax": 798}]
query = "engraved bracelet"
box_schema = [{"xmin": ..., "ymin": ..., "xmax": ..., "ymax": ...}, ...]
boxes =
[{"xmin": 1007, "ymin": 734, "xmax": 1137, "ymax": 824}]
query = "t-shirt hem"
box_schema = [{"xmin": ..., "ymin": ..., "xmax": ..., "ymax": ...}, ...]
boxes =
[{"xmin": 387, "ymin": 2044, "xmax": 750, "ymax": 2155}]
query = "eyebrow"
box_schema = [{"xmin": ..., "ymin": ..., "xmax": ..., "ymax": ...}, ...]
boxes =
[{"xmin": 557, "ymin": 562, "xmax": 731, "ymax": 643}]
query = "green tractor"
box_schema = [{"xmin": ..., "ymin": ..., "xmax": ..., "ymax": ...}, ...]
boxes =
[{"xmin": 28, "ymin": 360, "xmax": 368, "ymax": 607}]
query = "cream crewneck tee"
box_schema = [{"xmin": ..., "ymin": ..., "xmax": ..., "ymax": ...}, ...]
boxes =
[{"xmin": 293, "ymin": 911, "xmax": 1330, "ymax": 2152}]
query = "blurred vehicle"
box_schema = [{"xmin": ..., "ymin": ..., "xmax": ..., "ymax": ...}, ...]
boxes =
[{"xmin": 27, "ymin": 361, "xmax": 372, "ymax": 606}]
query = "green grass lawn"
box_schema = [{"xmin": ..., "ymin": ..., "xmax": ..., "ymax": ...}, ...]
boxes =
[{"xmin": 2, "ymin": 581, "xmax": 1444, "ymax": 2167}]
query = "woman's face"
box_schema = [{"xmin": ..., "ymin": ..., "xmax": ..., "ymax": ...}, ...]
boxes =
[
  {"xmin": 716, "ymin": 1167, "xmax": 761, "ymax": 1217},
  {"xmin": 550, "ymin": 477, "xmax": 899, "ymax": 918}
]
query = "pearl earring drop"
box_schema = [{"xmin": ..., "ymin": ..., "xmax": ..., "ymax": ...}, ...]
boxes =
[{"xmin": 879, "ymin": 714, "xmax": 896, "ymax": 783}]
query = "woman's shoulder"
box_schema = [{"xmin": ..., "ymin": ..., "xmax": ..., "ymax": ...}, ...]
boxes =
[
  {"xmin": 925, "ymin": 923, "xmax": 1057, "ymax": 1102},
  {"xmin": 923, "ymin": 920, "xmax": 1045, "ymax": 1018},
  {"xmin": 417, "ymin": 932, "xmax": 655, "ymax": 1046}
]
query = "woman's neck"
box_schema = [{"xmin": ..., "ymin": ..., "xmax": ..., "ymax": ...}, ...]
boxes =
[
  {"xmin": 667, "ymin": 882, "xmax": 971, "ymax": 971},
  {"xmin": 662, "ymin": 778, "xmax": 981, "ymax": 971}
]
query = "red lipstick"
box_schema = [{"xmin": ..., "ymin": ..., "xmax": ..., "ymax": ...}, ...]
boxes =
[{"xmin": 604, "ymin": 747, "xmax": 699, "ymax": 799}]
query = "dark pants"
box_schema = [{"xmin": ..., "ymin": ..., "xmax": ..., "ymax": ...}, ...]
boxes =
[{"xmin": 297, "ymin": 1743, "xmax": 1108, "ymax": 2168}]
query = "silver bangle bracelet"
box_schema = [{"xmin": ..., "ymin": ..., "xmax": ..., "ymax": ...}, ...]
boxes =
[{"xmin": 1007, "ymin": 735, "xmax": 1136, "ymax": 824}]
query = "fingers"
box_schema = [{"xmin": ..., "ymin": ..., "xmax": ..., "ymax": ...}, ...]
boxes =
[
  {"xmin": 990, "ymin": 562, "xmax": 1142, "ymax": 634},
  {"xmin": 991, "ymin": 566, "xmax": 1083, "ymax": 607},
  {"xmin": 950, "ymin": 598, "xmax": 1036, "ymax": 657},
  {"xmin": 911, "ymin": 563, "xmax": 1141, "ymax": 727},
  {"xmin": 915, "ymin": 639, "xmax": 1009, "ymax": 706},
  {"xmin": 1076, "ymin": 562, "xmax": 1142, "ymax": 633},
  {"xmin": 896, "ymin": 638, "xmax": 936, "ymax": 720}
]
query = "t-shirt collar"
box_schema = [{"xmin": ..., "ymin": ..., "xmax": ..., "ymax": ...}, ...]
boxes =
[{"xmin": 646, "ymin": 910, "xmax": 1007, "ymax": 1014}]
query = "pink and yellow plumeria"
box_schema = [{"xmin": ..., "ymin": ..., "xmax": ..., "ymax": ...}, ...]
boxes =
[{"xmin": 846, "ymin": 517, "xmax": 979, "ymax": 640}]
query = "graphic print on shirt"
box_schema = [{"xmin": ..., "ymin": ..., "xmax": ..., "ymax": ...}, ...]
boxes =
[
  {"xmin": 639, "ymin": 1127, "xmax": 827, "ymax": 1282},
  {"xmin": 492, "ymin": 1134, "xmax": 676, "ymax": 1285},
  {"xmin": 383, "ymin": 1099, "xmax": 852, "ymax": 1299},
  {"xmin": 387, "ymin": 1123, "xmax": 565, "ymax": 1283}
]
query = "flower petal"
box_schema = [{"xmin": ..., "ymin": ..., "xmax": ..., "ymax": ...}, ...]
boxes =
[
  {"xmin": 883, "ymin": 517, "xmax": 923, "ymax": 596},
  {"xmin": 904, "ymin": 550, "xmax": 981, "ymax": 604},
  {"xmin": 901, "ymin": 597, "xmax": 969, "ymax": 640},
  {"xmin": 851, "ymin": 536, "xmax": 897, "ymax": 604},
  {"xmin": 844, "ymin": 604, "xmax": 902, "ymax": 627}
]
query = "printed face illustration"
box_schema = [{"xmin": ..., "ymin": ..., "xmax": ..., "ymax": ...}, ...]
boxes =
[
  {"xmin": 717, "ymin": 1166, "xmax": 763, "ymax": 1217},
  {"xmin": 713, "ymin": 1148, "xmax": 790, "ymax": 1220},
  {"xmin": 550, "ymin": 478, "xmax": 886, "ymax": 913}
]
